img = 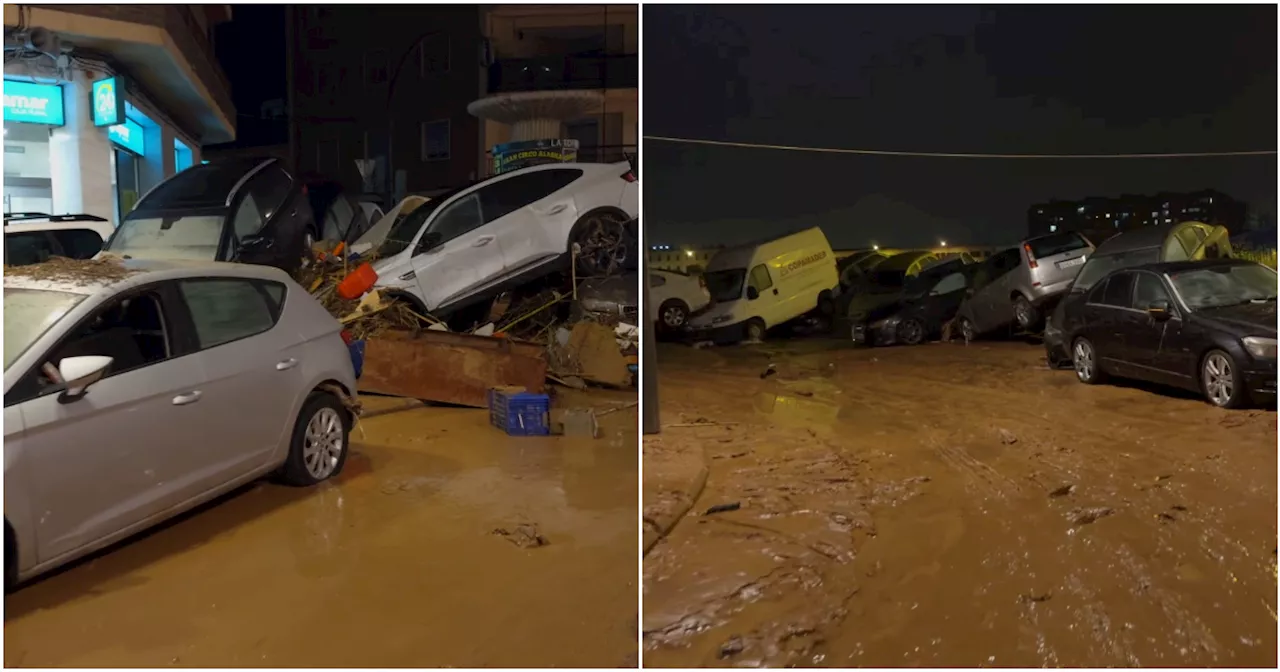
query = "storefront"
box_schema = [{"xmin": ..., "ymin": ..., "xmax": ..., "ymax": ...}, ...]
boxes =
[
  {"xmin": 2, "ymin": 80, "xmax": 64, "ymax": 214},
  {"xmin": 3, "ymin": 70, "xmax": 203, "ymax": 222}
]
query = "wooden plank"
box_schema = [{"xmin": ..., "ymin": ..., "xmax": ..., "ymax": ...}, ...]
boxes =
[{"xmin": 359, "ymin": 330, "xmax": 547, "ymax": 408}]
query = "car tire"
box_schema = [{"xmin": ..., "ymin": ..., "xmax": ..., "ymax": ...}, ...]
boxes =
[
  {"xmin": 569, "ymin": 212, "xmax": 628, "ymax": 276},
  {"xmin": 898, "ymin": 318, "xmax": 926, "ymax": 346},
  {"xmin": 1200, "ymin": 349, "xmax": 1247, "ymax": 409},
  {"xmin": 744, "ymin": 318, "xmax": 767, "ymax": 343},
  {"xmin": 817, "ymin": 290, "xmax": 835, "ymax": 316},
  {"xmin": 1072, "ymin": 337, "xmax": 1106, "ymax": 385},
  {"xmin": 1013, "ymin": 295, "xmax": 1040, "ymax": 330},
  {"xmin": 279, "ymin": 392, "xmax": 351, "ymax": 487},
  {"xmin": 957, "ymin": 316, "xmax": 976, "ymax": 343},
  {"xmin": 658, "ymin": 299, "xmax": 690, "ymax": 331}
]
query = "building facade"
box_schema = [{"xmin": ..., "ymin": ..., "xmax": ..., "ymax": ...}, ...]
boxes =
[
  {"xmin": 471, "ymin": 4, "xmax": 638, "ymax": 174},
  {"xmin": 1028, "ymin": 189, "xmax": 1247, "ymax": 242},
  {"xmin": 648, "ymin": 245, "xmax": 722, "ymax": 274},
  {"xmin": 2, "ymin": 5, "xmax": 233, "ymax": 222},
  {"xmin": 288, "ymin": 6, "xmax": 484, "ymax": 201}
]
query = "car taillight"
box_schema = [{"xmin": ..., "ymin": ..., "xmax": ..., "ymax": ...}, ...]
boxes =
[
  {"xmin": 621, "ymin": 170, "xmax": 637, "ymax": 183},
  {"xmin": 340, "ymin": 329, "xmax": 354, "ymax": 345},
  {"xmin": 1023, "ymin": 243, "xmax": 1038, "ymax": 269}
]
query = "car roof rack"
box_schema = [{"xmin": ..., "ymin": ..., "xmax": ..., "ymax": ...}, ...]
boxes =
[{"xmin": 4, "ymin": 213, "xmax": 110, "ymax": 225}]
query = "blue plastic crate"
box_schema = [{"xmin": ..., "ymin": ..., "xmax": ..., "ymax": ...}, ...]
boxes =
[{"xmin": 488, "ymin": 388, "xmax": 550, "ymax": 436}]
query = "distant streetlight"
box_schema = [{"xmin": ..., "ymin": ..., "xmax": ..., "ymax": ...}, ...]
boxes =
[
  {"xmin": 872, "ymin": 244, "xmax": 879, "ymax": 250},
  {"xmin": 686, "ymin": 250, "xmax": 694, "ymax": 257},
  {"xmin": 940, "ymin": 240, "xmax": 948, "ymax": 247}
]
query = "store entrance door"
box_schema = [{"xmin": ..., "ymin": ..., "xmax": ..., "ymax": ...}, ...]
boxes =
[{"xmin": 111, "ymin": 147, "xmax": 141, "ymax": 225}]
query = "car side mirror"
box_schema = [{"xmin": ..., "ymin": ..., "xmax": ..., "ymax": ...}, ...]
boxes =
[
  {"xmin": 746, "ymin": 286, "xmax": 760, "ymax": 301},
  {"xmin": 57, "ymin": 355, "xmax": 113, "ymax": 402},
  {"xmin": 1147, "ymin": 300, "xmax": 1173, "ymax": 322},
  {"xmin": 415, "ymin": 231, "xmax": 443, "ymax": 255}
]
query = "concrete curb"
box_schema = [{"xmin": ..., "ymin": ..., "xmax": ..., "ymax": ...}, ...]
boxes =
[{"xmin": 642, "ymin": 462, "xmax": 709, "ymax": 556}]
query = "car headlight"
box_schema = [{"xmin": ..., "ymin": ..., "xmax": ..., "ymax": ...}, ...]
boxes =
[
  {"xmin": 1242, "ymin": 336, "xmax": 1277, "ymax": 360},
  {"xmin": 711, "ymin": 315, "xmax": 732, "ymax": 325}
]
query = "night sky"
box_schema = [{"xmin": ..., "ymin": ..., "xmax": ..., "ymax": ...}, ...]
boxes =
[{"xmin": 644, "ymin": 5, "xmax": 1278, "ymax": 249}]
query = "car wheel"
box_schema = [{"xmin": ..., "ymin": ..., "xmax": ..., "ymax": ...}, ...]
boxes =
[
  {"xmin": 570, "ymin": 212, "xmax": 628, "ymax": 276},
  {"xmin": 744, "ymin": 318, "xmax": 767, "ymax": 343},
  {"xmin": 279, "ymin": 392, "xmax": 351, "ymax": 487},
  {"xmin": 659, "ymin": 299, "xmax": 689, "ymax": 330},
  {"xmin": 1013, "ymin": 295, "xmax": 1040, "ymax": 330},
  {"xmin": 817, "ymin": 291, "xmax": 835, "ymax": 316},
  {"xmin": 898, "ymin": 318, "xmax": 925, "ymax": 346},
  {"xmin": 1201, "ymin": 349, "xmax": 1247, "ymax": 409},
  {"xmin": 1072, "ymin": 337, "xmax": 1105, "ymax": 385},
  {"xmin": 957, "ymin": 316, "xmax": 976, "ymax": 343}
]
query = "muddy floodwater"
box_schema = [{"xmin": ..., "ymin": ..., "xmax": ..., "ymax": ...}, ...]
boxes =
[
  {"xmin": 5, "ymin": 390, "xmax": 638, "ymax": 668},
  {"xmin": 643, "ymin": 340, "xmax": 1277, "ymax": 668}
]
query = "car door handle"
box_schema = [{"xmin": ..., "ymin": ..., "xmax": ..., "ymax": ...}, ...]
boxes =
[
  {"xmin": 276, "ymin": 358, "xmax": 298, "ymax": 371},
  {"xmin": 473, "ymin": 236, "xmax": 495, "ymax": 247},
  {"xmin": 540, "ymin": 203, "xmax": 568, "ymax": 216},
  {"xmin": 173, "ymin": 391, "xmax": 202, "ymax": 406}
]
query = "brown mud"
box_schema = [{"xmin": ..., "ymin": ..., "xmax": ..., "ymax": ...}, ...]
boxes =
[
  {"xmin": 643, "ymin": 340, "xmax": 1276, "ymax": 668},
  {"xmin": 5, "ymin": 389, "xmax": 639, "ymax": 668}
]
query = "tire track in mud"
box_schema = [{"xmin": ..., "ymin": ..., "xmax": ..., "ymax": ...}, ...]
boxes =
[{"xmin": 646, "ymin": 342, "xmax": 1276, "ymax": 668}]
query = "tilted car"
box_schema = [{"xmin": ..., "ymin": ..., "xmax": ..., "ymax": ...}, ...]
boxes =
[
  {"xmin": 370, "ymin": 162, "xmax": 638, "ymax": 319},
  {"xmin": 955, "ymin": 231, "xmax": 1094, "ymax": 341},
  {"xmin": 1044, "ymin": 220, "xmax": 1233, "ymax": 367},
  {"xmin": 102, "ymin": 158, "xmax": 319, "ymax": 273},
  {"xmin": 1061, "ymin": 258, "xmax": 1275, "ymax": 408},
  {"xmin": 851, "ymin": 257, "xmax": 978, "ymax": 346},
  {"xmin": 4, "ymin": 258, "xmax": 357, "ymax": 589}
]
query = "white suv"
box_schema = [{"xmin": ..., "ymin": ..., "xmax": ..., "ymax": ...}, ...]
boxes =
[
  {"xmin": 650, "ymin": 269, "xmax": 710, "ymax": 332},
  {"xmin": 4, "ymin": 213, "xmax": 115, "ymax": 266},
  {"xmin": 370, "ymin": 162, "xmax": 638, "ymax": 317}
]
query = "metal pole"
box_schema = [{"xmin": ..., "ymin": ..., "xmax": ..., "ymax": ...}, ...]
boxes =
[{"xmin": 642, "ymin": 232, "xmax": 660, "ymax": 434}]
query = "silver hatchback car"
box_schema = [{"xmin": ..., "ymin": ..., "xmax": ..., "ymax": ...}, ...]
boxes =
[
  {"xmin": 4, "ymin": 258, "xmax": 357, "ymax": 589},
  {"xmin": 956, "ymin": 231, "xmax": 1094, "ymax": 339}
]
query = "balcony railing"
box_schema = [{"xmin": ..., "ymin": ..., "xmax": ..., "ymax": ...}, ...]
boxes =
[{"xmin": 488, "ymin": 54, "xmax": 638, "ymax": 94}]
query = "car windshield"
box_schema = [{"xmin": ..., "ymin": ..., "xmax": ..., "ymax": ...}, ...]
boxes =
[
  {"xmin": 1073, "ymin": 248, "xmax": 1160, "ymax": 291},
  {"xmin": 704, "ymin": 268, "xmax": 746, "ymax": 302},
  {"xmin": 107, "ymin": 213, "xmax": 226, "ymax": 260},
  {"xmin": 1169, "ymin": 264, "xmax": 1278, "ymax": 310},
  {"xmin": 868, "ymin": 269, "xmax": 907, "ymax": 289},
  {"xmin": 377, "ymin": 199, "xmax": 449, "ymax": 257},
  {"xmin": 4, "ymin": 288, "xmax": 85, "ymax": 369}
]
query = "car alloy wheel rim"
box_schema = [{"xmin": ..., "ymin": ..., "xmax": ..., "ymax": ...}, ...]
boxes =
[
  {"xmin": 961, "ymin": 319, "xmax": 974, "ymax": 341},
  {"xmin": 902, "ymin": 320, "xmax": 923, "ymax": 344},
  {"xmin": 1016, "ymin": 302, "xmax": 1032, "ymax": 327},
  {"xmin": 663, "ymin": 307, "xmax": 684, "ymax": 327},
  {"xmin": 303, "ymin": 407, "xmax": 345, "ymax": 479},
  {"xmin": 1074, "ymin": 341, "xmax": 1093, "ymax": 381},
  {"xmin": 1204, "ymin": 353, "xmax": 1235, "ymax": 406}
]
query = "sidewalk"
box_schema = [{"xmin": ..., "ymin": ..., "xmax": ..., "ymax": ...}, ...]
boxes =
[{"xmin": 642, "ymin": 432, "xmax": 709, "ymax": 555}]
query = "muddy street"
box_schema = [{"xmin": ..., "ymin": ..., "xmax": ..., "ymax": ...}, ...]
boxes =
[
  {"xmin": 5, "ymin": 391, "xmax": 639, "ymax": 668},
  {"xmin": 643, "ymin": 339, "xmax": 1277, "ymax": 668}
]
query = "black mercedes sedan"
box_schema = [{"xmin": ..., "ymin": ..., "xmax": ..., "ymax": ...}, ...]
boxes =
[{"xmin": 1060, "ymin": 258, "xmax": 1276, "ymax": 408}]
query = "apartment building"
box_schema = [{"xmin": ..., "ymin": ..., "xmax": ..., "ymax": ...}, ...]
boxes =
[
  {"xmin": 1028, "ymin": 189, "xmax": 1248, "ymax": 241},
  {"xmin": 2, "ymin": 5, "xmax": 234, "ymax": 222}
]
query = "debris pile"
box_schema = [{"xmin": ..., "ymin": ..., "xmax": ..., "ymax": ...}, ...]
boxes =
[{"xmin": 4, "ymin": 255, "xmax": 141, "ymax": 283}]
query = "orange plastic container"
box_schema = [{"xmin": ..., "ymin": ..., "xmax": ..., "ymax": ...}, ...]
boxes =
[{"xmin": 337, "ymin": 263, "xmax": 379, "ymax": 300}]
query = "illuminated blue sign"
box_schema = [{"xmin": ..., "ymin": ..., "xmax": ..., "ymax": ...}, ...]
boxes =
[
  {"xmin": 108, "ymin": 118, "xmax": 146, "ymax": 155},
  {"xmin": 91, "ymin": 77, "xmax": 125, "ymax": 127},
  {"xmin": 3, "ymin": 80, "xmax": 65, "ymax": 126}
]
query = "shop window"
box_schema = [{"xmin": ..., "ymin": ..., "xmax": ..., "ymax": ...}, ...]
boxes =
[
  {"xmin": 112, "ymin": 149, "xmax": 142, "ymax": 224},
  {"xmin": 174, "ymin": 139, "xmax": 194, "ymax": 173},
  {"xmin": 420, "ymin": 119, "xmax": 450, "ymax": 161},
  {"xmin": 3, "ymin": 122, "xmax": 53, "ymax": 214}
]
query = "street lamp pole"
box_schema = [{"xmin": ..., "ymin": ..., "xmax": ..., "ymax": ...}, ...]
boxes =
[
  {"xmin": 642, "ymin": 237, "xmax": 660, "ymax": 435},
  {"xmin": 385, "ymin": 31, "xmax": 440, "ymax": 206}
]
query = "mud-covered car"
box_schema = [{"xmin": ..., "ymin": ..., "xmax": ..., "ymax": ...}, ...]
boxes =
[
  {"xmin": 1063, "ymin": 258, "xmax": 1275, "ymax": 408},
  {"xmin": 850, "ymin": 257, "xmax": 976, "ymax": 346}
]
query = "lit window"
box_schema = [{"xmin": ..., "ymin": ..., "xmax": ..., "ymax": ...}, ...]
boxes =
[
  {"xmin": 1077, "ymin": 206, "xmax": 1086, "ymax": 214},
  {"xmin": 1165, "ymin": 218, "xmax": 1172, "ymax": 223},
  {"xmin": 1049, "ymin": 224, "xmax": 1058, "ymax": 232}
]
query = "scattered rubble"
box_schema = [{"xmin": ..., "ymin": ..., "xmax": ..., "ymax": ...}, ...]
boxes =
[
  {"xmin": 492, "ymin": 523, "xmax": 550, "ymax": 549},
  {"xmin": 4, "ymin": 255, "xmax": 141, "ymax": 283}
]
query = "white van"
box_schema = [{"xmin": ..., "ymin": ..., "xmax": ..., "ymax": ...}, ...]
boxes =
[{"xmin": 687, "ymin": 227, "xmax": 839, "ymax": 342}]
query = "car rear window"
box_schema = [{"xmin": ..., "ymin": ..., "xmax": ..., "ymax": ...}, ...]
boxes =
[
  {"xmin": 1028, "ymin": 232, "xmax": 1088, "ymax": 259},
  {"xmin": 140, "ymin": 160, "xmax": 266, "ymax": 209}
]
